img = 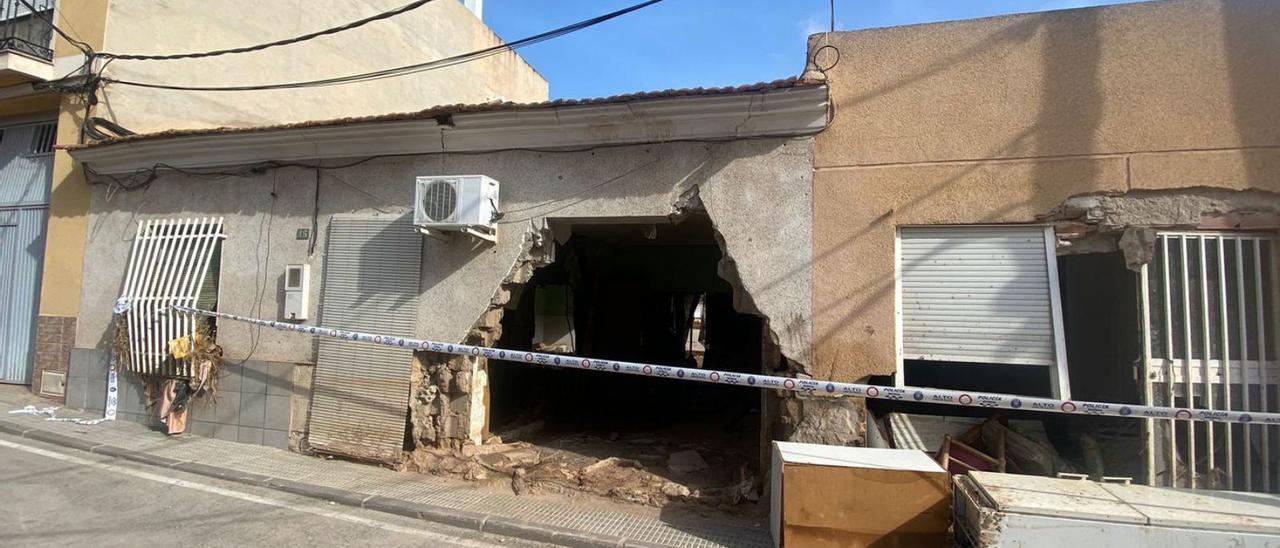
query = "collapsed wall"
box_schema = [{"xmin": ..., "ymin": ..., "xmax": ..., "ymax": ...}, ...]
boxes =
[
  {"xmin": 1043, "ymin": 187, "xmax": 1280, "ymax": 266},
  {"xmin": 404, "ymin": 137, "xmax": 869, "ymax": 453}
]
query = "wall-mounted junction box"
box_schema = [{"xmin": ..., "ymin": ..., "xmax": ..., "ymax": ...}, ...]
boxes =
[{"xmin": 284, "ymin": 264, "xmax": 310, "ymax": 321}]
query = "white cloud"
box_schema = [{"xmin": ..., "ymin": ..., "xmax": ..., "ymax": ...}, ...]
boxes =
[{"xmin": 800, "ymin": 12, "xmax": 829, "ymax": 37}]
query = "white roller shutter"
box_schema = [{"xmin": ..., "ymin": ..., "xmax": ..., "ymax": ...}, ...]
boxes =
[
  {"xmin": 898, "ymin": 225, "xmax": 1064, "ymax": 368},
  {"xmin": 309, "ymin": 214, "xmax": 421, "ymax": 462}
]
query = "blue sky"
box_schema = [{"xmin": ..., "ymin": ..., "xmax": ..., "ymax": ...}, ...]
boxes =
[{"xmin": 484, "ymin": 0, "xmax": 1148, "ymax": 99}]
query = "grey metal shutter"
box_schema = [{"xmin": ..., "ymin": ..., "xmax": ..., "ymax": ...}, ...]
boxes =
[
  {"xmin": 0, "ymin": 123, "xmax": 55, "ymax": 207},
  {"xmin": 0, "ymin": 122, "xmax": 54, "ymax": 385},
  {"xmin": 310, "ymin": 214, "xmax": 421, "ymax": 462},
  {"xmin": 899, "ymin": 226, "xmax": 1060, "ymax": 366},
  {"xmin": 0, "ymin": 207, "xmax": 46, "ymax": 384}
]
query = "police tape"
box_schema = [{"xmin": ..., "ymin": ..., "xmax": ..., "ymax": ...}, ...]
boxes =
[{"xmin": 171, "ymin": 305, "xmax": 1280, "ymax": 426}]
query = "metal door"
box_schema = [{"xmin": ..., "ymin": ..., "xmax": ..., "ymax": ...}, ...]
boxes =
[
  {"xmin": 309, "ymin": 214, "xmax": 422, "ymax": 462},
  {"xmin": 0, "ymin": 121, "xmax": 54, "ymax": 384}
]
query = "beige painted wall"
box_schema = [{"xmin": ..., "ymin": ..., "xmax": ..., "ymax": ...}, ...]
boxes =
[
  {"xmin": 98, "ymin": 0, "xmax": 548, "ymax": 133},
  {"xmin": 38, "ymin": 0, "xmax": 109, "ymax": 317},
  {"xmin": 811, "ymin": 0, "xmax": 1280, "ymax": 381},
  {"xmin": 52, "ymin": 0, "xmax": 108, "ymax": 58}
]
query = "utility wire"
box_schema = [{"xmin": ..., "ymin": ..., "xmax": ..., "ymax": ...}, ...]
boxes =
[
  {"xmin": 17, "ymin": 0, "xmax": 93, "ymax": 55},
  {"xmin": 96, "ymin": 0, "xmax": 438, "ymax": 61},
  {"xmin": 101, "ymin": 0, "xmax": 667, "ymax": 92},
  {"xmin": 84, "ymin": 133, "xmax": 791, "ymax": 194}
]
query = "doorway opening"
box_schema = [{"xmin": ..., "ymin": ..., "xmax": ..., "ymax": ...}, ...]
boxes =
[{"xmin": 489, "ymin": 214, "xmax": 769, "ymax": 508}]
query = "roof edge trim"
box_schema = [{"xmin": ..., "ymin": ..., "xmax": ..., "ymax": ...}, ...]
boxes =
[{"xmin": 70, "ymin": 84, "xmax": 828, "ymax": 175}]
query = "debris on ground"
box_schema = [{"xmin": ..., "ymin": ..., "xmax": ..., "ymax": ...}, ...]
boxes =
[
  {"xmin": 405, "ymin": 432, "xmax": 762, "ymax": 513},
  {"xmin": 8, "ymin": 405, "xmax": 109, "ymax": 426},
  {"xmin": 511, "ymin": 468, "xmax": 528, "ymax": 496},
  {"xmin": 493, "ymin": 420, "xmax": 545, "ymax": 443}
]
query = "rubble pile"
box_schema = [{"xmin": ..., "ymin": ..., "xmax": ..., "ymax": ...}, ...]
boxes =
[{"xmin": 406, "ymin": 432, "xmax": 759, "ymax": 510}]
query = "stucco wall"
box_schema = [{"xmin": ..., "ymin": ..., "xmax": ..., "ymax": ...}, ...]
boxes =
[
  {"xmin": 53, "ymin": 0, "xmax": 108, "ymax": 58},
  {"xmin": 37, "ymin": 0, "xmax": 109, "ymax": 318},
  {"xmin": 97, "ymin": 0, "xmax": 547, "ymax": 133},
  {"xmin": 811, "ymin": 0, "xmax": 1280, "ymax": 381},
  {"xmin": 76, "ymin": 139, "xmax": 814, "ymax": 372}
]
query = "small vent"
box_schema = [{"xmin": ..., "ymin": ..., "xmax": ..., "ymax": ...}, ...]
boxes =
[
  {"xmin": 420, "ymin": 179, "xmax": 458, "ymax": 223},
  {"xmin": 40, "ymin": 371, "xmax": 66, "ymax": 397},
  {"xmin": 29, "ymin": 123, "xmax": 55, "ymax": 155}
]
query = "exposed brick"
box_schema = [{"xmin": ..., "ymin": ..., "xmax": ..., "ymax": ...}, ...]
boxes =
[{"xmin": 33, "ymin": 315, "xmax": 75, "ymax": 377}]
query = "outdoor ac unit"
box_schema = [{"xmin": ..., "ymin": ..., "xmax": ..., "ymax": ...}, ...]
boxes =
[{"xmin": 414, "ymin": 175, "xmax": 499, "ymax": 243}]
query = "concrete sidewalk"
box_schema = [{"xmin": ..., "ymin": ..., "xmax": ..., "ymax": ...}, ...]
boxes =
[{"xmin": 0, "ymin": 389, "xmax": 770, "ymax": 548}]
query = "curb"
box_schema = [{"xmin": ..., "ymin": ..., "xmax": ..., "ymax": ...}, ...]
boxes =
[{"xmin": 0, "ymin": 419, "xmax": 630, "ymax": 548}]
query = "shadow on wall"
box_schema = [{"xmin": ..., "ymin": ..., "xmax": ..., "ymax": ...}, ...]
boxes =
[
  {"xmin": 814, "ymin": 12, "xmax": 1106, "ymax": 379},
  {"xmin": 1030, "ymin": 8, "xmax": 1101, "ymax": 205},
  {"xmin": 1225, "ymin": 0, "xmax": 1280, "ymax": 186}
]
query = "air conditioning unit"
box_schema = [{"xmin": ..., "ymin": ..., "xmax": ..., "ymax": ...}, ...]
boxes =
[{"xmin": 414, "ymin": 175, "xmax": 499, "ymax": 243}]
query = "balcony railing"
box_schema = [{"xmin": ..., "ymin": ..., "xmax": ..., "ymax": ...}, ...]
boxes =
[{"xmin": 0, "ymin": 0, "xmax": 53, "ymax": 61}]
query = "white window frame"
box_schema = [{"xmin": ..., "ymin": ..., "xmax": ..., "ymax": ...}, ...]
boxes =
[{"xmin": 894, "ymin": 224, "xmax": 1071, "ymax": 399}]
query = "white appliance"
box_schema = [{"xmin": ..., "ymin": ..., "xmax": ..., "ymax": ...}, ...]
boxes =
[
  {"xmin": 414, "ymin": 175, "xmax": 500, "ymax": 242},
  {"xmin": 283, "ymin": 264, "xmax": 310, "ymax": 321},
  {"xmin": 954, "ymin": 471, "xmax": 1280, "ymax": 547},
  {"xmin": 532, "ymin": 285, "xmax": 575, "ymax": 353}
]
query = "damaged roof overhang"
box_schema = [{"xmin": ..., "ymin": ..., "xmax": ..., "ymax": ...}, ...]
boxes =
[{"xmin": 69, "ymin": 80, "xmax": 829, "ymax": 175}]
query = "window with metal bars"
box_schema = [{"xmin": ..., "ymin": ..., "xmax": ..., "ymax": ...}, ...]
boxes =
[
  {"xmin": 118, "ymin": 218, "xmax": 225, "ymax": 377},
  {"xmin": 1140, "ymin": 231, "xmax": 1279, "ymax": 493},
  {"xmin": 27, "ymin": 122, "xmax": 54, "ymax": 155}
]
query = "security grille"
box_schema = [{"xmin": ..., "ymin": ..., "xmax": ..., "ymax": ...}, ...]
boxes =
[
  {"xmin": 1141, "ymin": 232, "xmax": 1278, "ymax": 492},
  {"xmin": 118, "ymin": 218, "xmax": 224, "ymax": 377},
  {"xmin": 896, "ymin": 225, "xmax": 1070, "ymax": 398},
  {"xmin": 309, "ymin": 214, "xmax": 421, "ymax": 462},
  {"xmin": 27, "ymin": 122, "xmax": 53, "ymax": 155}
]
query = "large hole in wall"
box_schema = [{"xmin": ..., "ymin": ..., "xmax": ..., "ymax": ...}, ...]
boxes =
[{"xmin": 489, "ymin": 213, "xmax": 769, "ymax": 499}]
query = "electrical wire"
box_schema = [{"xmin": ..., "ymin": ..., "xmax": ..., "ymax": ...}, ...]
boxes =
[
  {"xmin": 83, "ymin": 133, "xmax": 794, "ymax": 195},
  {"xmin": 97, "ymin": 0, "xmax": 438, "ymax": 61},
  {"xmin": 100, "ymin": 0, "xmax": 667, "ymax": 92},
  {"xmin": 230, "ymin": 172, "xmax": 279, "ymax": 366},
  {"xmin": 309, "ymin": 167, "xmax": 320, "ymax": 256},
  {"xmin": 17, "ymin": 0, "xmax": 93, "ymax": 56}
]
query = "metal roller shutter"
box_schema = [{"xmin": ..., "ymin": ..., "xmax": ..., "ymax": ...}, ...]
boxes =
[
  {"xmin": 309, "ymin": 214, "xmax": 421, "ymax": 462},
  {"xmin": 898, "ymin": 226, "xmax": 1062, "ymax": 367}
]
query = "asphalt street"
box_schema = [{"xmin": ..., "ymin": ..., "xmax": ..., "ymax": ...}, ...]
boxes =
[{"xmin": 0, "ymin": 433, "xmax": 550, "ymax": 548}]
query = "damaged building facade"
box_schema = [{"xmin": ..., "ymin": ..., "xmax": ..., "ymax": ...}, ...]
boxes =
[
  {"xmin": 22, "ymin": 0, "xmax": 544, "ymax": 410},
  {"xmin": 52, "ymin": 0, "xmax": 1280, "ymax": 510},
  {"xmin": 810, "ymin": 0, "xmax": 1280, "ymax": 493},
  {"xmin": 67, "ymin": 81, "xmax": 830, "ymax": 502}
]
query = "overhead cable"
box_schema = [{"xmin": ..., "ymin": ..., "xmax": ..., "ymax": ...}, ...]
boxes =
[
  {"xmin": 17, "ymin": 0, "xmax": 93, "ymax": 55},
  {"xmin": 97, "ymin": 0, "xmax": 439, "ymax": 61},
  {"xmin": 100, "ymin": 0, "xmax": 667, "ymax": 92}
]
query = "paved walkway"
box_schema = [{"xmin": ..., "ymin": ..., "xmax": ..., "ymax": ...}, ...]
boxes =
[{"xmin": 0, "ymin": 389, "xmax": 770, "ymax": 548}]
